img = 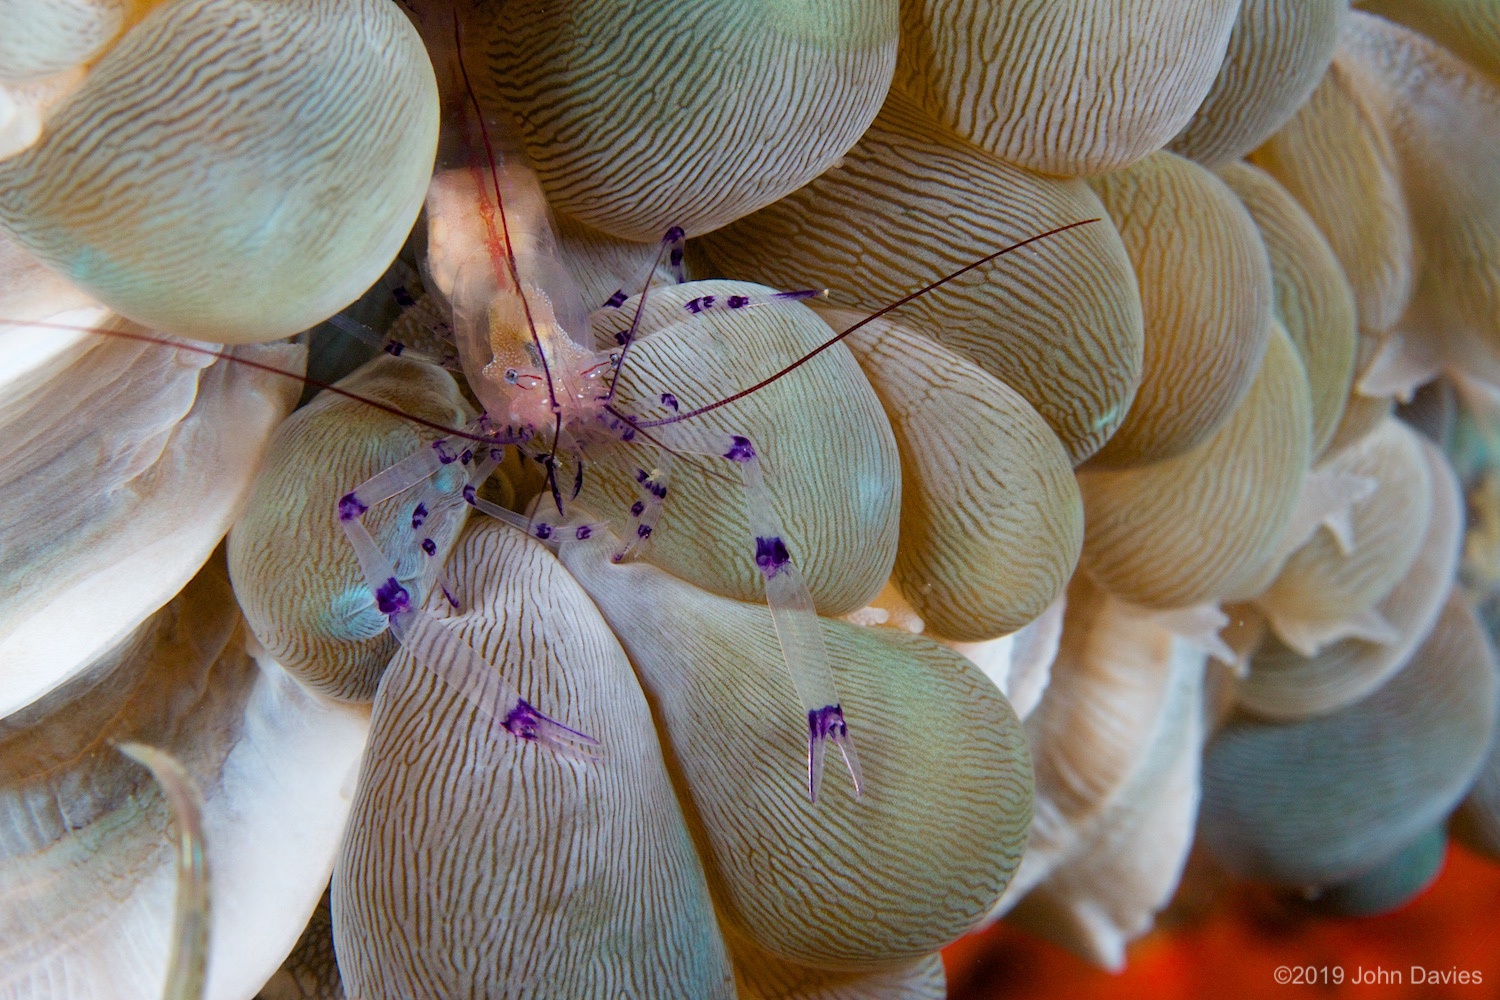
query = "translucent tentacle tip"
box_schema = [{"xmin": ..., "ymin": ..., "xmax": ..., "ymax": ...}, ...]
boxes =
[
  {"xmin": 807, "ymin": 704, "xmax": 864, "ymax": 804},
  {"xmin": 501, "ymin": 698, "xmax": 601, "ymax": 758}
]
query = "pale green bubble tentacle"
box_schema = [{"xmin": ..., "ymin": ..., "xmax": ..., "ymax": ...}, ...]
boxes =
[
  {"xmin": 335, "ymin": 521, "xmax": 734, "ymax": 999},
  {"xmin": 0, "ymin": 0, "xmax": 439, "ymax": 344},
  {"xmin": 475, "ymin": 0, "xmax": 898, "ymax": 240},
  {"xmin": 562, "ymin": 538, "xmax": 1033, "ymax": 969}
]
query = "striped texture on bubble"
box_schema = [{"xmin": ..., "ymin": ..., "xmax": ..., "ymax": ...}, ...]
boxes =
[
  {"xmin": 1079, "ymin": 326, "xmax": 1312, "ymax": 610},
  {"xmin": 895, "ymin": 0, "xmax": 1239, "ymax": 176},
  {"xmin": 481, "ymin": 0, "xmax": 897, "ymax": 240},
  {"xmin": 1085, "ymin": 151, "xmax": 1274, "ymax": 468},
  {"xmin": 733, "ymin": 945, "xmax": 946, "ymax": 999},
  {"xmin": 563, "ymin": 543, "xmax": 1033, "ymax": 969},
  {"xmin": 1168, "ymin": 0, "xmax": 1344, "ymax": 167},
  {"xmin": 1217, "ymin": 161, "xmax": 1357, "ymax": 458},
  {"xmin": 833, "ymin": 308, "xmax": 1082, "ymax": 642},
  {"xmin": 228, "ymin": 356, "xmax": 473, "ymax": 702},
  {"xmin": 0, "ymin": 0, "xmax": 437, "ymax": 343},
  {"xmin": 1249, "ymin": 51, "xmax": 1414, "ymax": 332},
  {"xmin": 336, "ymin": 522, "xmax": 733, "ymax": 1000},
  {"xmin": 696, "ymin": 91, "xmax": 1143, "ymax": 466},
  {"xmin": 585, "ymin": 280, "xmax": 901, "ymax": 617}
]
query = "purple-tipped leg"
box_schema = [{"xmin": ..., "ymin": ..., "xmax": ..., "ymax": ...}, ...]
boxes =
[
  {"xmin": 337, "ymin": 437, "xmax": 598, "ymax": 760},
  {"xmin": 392, "ymin": 610, "xmax": 601, "ymax": 759},
  {"xmin": 807, "ymin": 704, "xmax": 864, "ymax": 805},
  {"xmin": 503, "ymin": 698, "xmax": 602, "ymax": 756},
  {"xmin": 650, "ymin": 424, "xmax": 866, "ymax": 803}
]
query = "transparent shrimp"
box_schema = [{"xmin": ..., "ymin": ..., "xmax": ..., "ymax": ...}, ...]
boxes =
[
  {"xmin": 4, "ymin": 2, "xmax": 1099, "ymax": 791},
  {"xmin": 351, "ymin": 15, "xmax": 869, "ymax": 799},
  {"xmin": 318, "ymin": 6, "xmax": 1105, "ymax": 797}
]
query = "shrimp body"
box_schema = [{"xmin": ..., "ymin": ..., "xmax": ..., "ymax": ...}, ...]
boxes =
[
  {"xmin": 349, "ymin": 66, "xmax": 883, "ymax": 797},
  {"xmin": 331, "ymin": 10, "xmax": 1096, "ymax": 800}
]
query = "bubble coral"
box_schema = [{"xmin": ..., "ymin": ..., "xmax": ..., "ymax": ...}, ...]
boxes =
[{"xmin": 6, "ymin": 0, "xmax": 1500, "ymax": 996}]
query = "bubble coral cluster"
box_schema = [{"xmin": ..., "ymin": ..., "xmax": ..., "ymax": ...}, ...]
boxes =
[{"xmin": 2, "ymin": 0, "xmax": 1500, "ymax": 997}]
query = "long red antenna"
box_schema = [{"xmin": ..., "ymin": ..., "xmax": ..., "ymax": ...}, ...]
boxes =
[
  {"xmin": 2, "ymin": 318, "xmax": 514, "ymax": 446},
  {"xmin": 636, "ymin": 218, "xmax": 1100, "ymax": 429}
]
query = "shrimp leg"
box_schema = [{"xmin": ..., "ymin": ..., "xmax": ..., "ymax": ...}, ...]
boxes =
[
  {"xmin": 611, "ymin": 454, "xmax": 672, "ymax": 564},
  {"xmin": 459, "ymin": 448, "xmax": 610, "ymax": 548},
  {"xmin": 596, "ymin": 227, "xmax": 688, "ymax": 311},
  {"xmin": 647, "ymin": 424, "xmax": 863, "ymax": 803},
  {"xmin": 337, "ymin": 437, "xmax": 598, "ymax": 755}
]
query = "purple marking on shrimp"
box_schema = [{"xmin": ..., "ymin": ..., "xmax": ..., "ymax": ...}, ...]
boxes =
[
  {"xmin": 604, "ymin": 289, "xmax": 628, "ymax": 308},
  {"xmin": 434, "ymin": 440, "xmax": 458, "ymax": 464},
  {"xmin": 502, "ymin": 699, "xmax": 546, "ymax": 741},
  {"xmin": 621, "ymin": 428, "xmax": 636, "ymax": 442},
  {"xmin": 575, "ymin": 525, "xmax": 592, "ymax": 540},
  {"xmin": 411, "ymin": 503, "xmax": 428, "ymax": 529},
  {"xmin": 755, "ymin": 536, "xmax": 791, "ymax": 578},
  {"xmin": 421, "ymin": 538, "xmax": 437, "ymax": 556},
  {"xmin": 664, "ymin": 226, "xmax": 686, "ymax": 243},
  {"xmin": 636, "ymin": 468, "xmax": 650, "ymax": 483},
  {"xmin": 660, "ymin": 392, "xmax": 679, "ymax": 411},
  {"xmin": 375, "ymin": 577, "xmax": 410, "ymax": 616},
  {"xmin": 392, "ymin": 285, "xmax": 416, "ymax": 307},
  {"xmin": 383, "ymin": 340, "xmax": 405, "ymax": 356},
  {"xmin": 462, "ymin": 484, "xmax": 477, "ymax": 505},
  {"xmin": 442, "ymin": 586, "xmax": 459, "ymax": 609},
  {"xmin": 535, "ymin": 523, "xmax": 554, "ymax": 540},
  {"xmin": 808, "ymin": 704, "xmax": 849, "ymax": 741},
  {"xmin": 637, "ymin": 524, "xmax": 652, "ymax": 539},
  {"xmin": 614, "ymin": 330, "xmax": 628, "ymax": 346},
  {"xmin": 459, "ymin": 449, "xmax": 473, "ymax": 465},
  {"xmin": 684, "ymin": 295, "xmax": 716, "ymax": 314},
  {"xmin": 337, "ymin": 493, "xmax": 368, "ymax": 522},
  {"xmin": 723, "ymin": 436, "xmax": 756, "ymax": 462},
  {"xmin": 669, "ymin": 247, "xmax": 684, "ymax": 267},
  {"xmin": 727, "ymin": 295, "xmax": 749, "ymax": 309},
  {"xmin": 630, "ymin": 500, "xmax": 645, "ymax": 517}
]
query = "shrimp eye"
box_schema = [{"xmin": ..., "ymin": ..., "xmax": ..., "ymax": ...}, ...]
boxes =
[{"xmin": 504, "ymin": 368, "xmax": 519, "ymax": 384}]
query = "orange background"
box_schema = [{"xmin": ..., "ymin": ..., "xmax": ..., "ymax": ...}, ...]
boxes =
[{"xmin": 944, "ymin": 843, "xmax": 1500, "ymax": 999}]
